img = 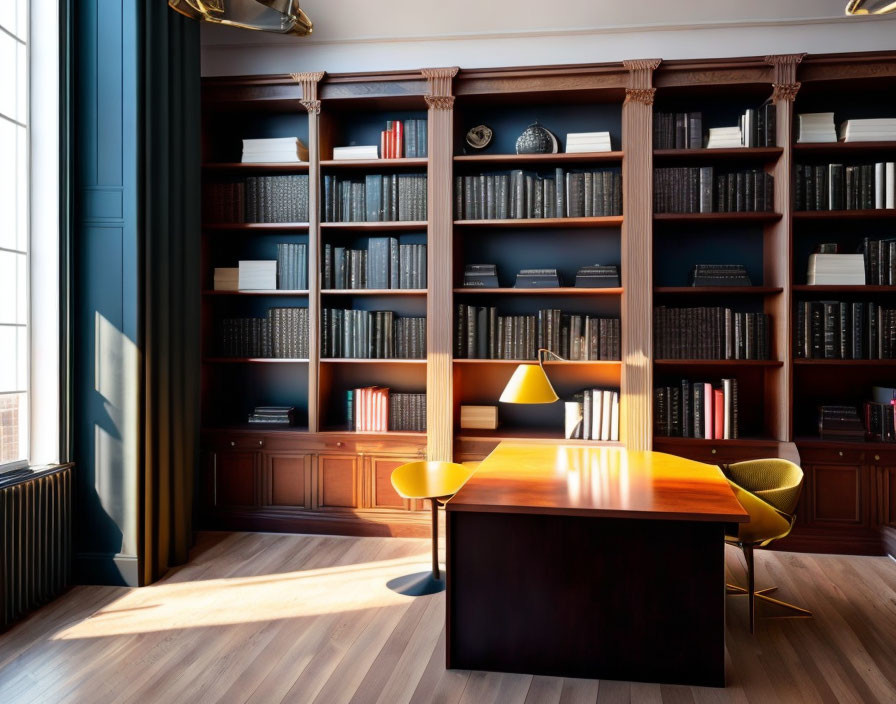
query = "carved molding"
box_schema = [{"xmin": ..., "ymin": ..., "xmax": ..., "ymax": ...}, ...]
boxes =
[
  {"xmin": 424, "ymin": 95, "xmax": 455, "ymax": 111},
  {"xmin": 623, "ymin": 58, "xmax": 662, "ymax": 71},
  {"xmin": 772, "ymin": 82, "xmax": 801, "ymax": 102},
  {"xmin": 764, "ymin": 54, "xmax": 806, "ymax": 66},
  {"xmin": 300, "ymin": 99, "xmax": 321, "ymax": 114},
  {"xmin": 290, "ymin": 71, "xmax": 325, "ymax": 106},
  {"xmin": 421, "ymin": 67, "xmax": 460, "ymax": 80},
  {"xmin": 624, "ymin": 87, "xmax": 656, "ymax": 105}
]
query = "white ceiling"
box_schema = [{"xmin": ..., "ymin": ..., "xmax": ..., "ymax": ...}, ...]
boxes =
[{"xmin": 200, "ymin": 0, "xmax": 865, "ymax": 46}]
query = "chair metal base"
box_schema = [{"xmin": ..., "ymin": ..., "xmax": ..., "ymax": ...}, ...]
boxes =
[
  {"xmin": 387, "ymin": 569, "xmax": 446, "ymax": 596},
  {"xmin": 726, "ymin": 583, "xmax": 813, "ymax": 618}
]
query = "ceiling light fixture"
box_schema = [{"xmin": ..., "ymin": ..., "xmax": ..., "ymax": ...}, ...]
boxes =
[
  {"xmin": 845, "ymin": 0, "xmax": 896, "ymax": 14},
  {"xmin": 169, "ymin": 0, "xmax": 313, "ymax": 36}
]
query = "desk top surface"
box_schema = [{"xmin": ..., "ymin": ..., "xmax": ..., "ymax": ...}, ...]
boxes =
[{"xmin": 447, "ymin": 443, "xmax": 749, "ymax": 523}]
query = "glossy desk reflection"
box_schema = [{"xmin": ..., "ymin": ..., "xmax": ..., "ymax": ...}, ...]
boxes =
[{"xmin": 445, "ymin": 443, "xmax": 747, "ymax": 687}]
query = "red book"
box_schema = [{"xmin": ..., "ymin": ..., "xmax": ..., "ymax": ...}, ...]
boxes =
[
  {"xmin": 385, "ymin": 121, "xmax": 394, "ymax": 159},
  {"xmin": 394, "ymin": 120, "xmax": 403, "ymax": 159},
  {"xmin": 380, "ymin": 131, "xmax": 386, "ymax": 160},
  {"xmin": 704, "ymin": 382, "xmax": 713, "ymax": 439},
  {"xmin": 713, "ymin": 389, "xmax": 724, "ymax": 440}
]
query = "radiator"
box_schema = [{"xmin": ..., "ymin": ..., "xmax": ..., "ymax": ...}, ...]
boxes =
[{"xmin": 0, "ymin": 464, "xmax": 72, "ymax": 631}]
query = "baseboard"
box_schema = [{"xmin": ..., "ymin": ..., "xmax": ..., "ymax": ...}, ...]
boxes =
[
  {"xmin": 74, "ymin": 552, "xmax": 140, "ymax": 587},
  {"xmin": 201, "ymin": 509, "xmax": 431, "ymax": 539}
]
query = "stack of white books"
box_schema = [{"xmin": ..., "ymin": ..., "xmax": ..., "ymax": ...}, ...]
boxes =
[
  {"xmin": 332, "ymin": 145, "xmax": 379, "ymax": 160},
  {"xmin": 807, "ymin": 253, "xmax": 866, "ymax": 285},
  {"xmin": 565, "ymin": 131, "xmax": 612, "ymax": 153},
  {"xmin": 705, "ymin": 127, "xmax": 742, "ymax": 148},
  {"xmin": 238, "ymin": 260, "xmax": 277, "ymax": 290},
  {"xmin": 797, "ymin": 113, "xmax": 837, "ymax": 143},
  {"xmin": 213, "ymin": 267, "xmax": 239, "ymax": 291},
  {"xmin": 241, "ymin": 137, "xmax": 308, "ymax": 163},
  {"xmin": 840, "ymin": 118, "xmax": 896, "ymax": 142}
]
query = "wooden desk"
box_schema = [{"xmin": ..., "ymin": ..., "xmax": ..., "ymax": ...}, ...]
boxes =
[{"xmin": 445, "ymin": 443, "xmax": 748, "ymax": 687}]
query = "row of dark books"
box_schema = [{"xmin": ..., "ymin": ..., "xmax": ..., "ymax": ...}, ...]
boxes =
[
  {"xmin": 653, "ymin": 167, "xmax": 774, "ymax": 213},
  {"xmin": 453, "ymin": 169, "xmax": 623, "ymax": 220},
  {"xmin": 247, "ymin": 406, "xmax": 295, "ymax": 425},
  {"xmin": 322, "ymin": 240, "xmax": 426, "ymax": 290},
  {"xmin": 818, "ymin": 389, "xmax": 896, "ymax": 442},
  {"xmin": 564, "ymin": 388, "xmax": 620, "ymax": 441},
  {"xmin": 345, "ymin": 388, "xmax": 426, "ymax": 432},
  {"xmin": 322, "ymin": 173, "xmax": 427, "ymax": 222},
  {"xmin": 321, "ymin": 309, "xmax": 426, "ymax": 359},
  {"xmin": 654, "ymin": 306, "xmax": 771, "ymax": 360},
  {"xmin": 454, "ymin": 306, "xmax": 621, "ymax": 360},
  {"xmin": 381, "ymin": 119, "xmax": 428, "ymax": 159},
  {"xmin": 862, "ymin": 238, "xmax": 896, "ymax": 286},
  {"xmin": 219, "ymin": 307, "xmax": 309, "ymax": 359},
  {"xmin": 652, "ymin": 105, "xmax": 776, "ymax": 150},
  {"xmin": 794, "ymin": 162, "xmax": 895, "ymax": 211},
  {"xmin": 654, "ymin": 378, "xmax": 739, "ymax": 439},
  {"xmin": 277, "ymin": 243, "xmax": 308, "ymax": 290},
  {"xmin": 203, "ymin": 176, "xmax": 311, "ymax": 224},
  {"xmin": 795, "ymin": 300, "xmax": 896, "ymax": 359}
]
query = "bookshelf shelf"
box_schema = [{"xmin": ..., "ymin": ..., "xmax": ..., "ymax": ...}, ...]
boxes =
[
  {"xmin": 793, "ymin": 437, "xmax": 896, "ymax": 450},
  {"xmin": 456, "ymin": 427, "xmax": 625, "ymax": 445},
  {"xmin": 318, "ymin": 429, "xmax": 428, "ymax": 437},
  {"xmin": 319, "ymin": 158, "xmax": 429, "ymax": 169},
  {"xmin": 203, "ymin": 223, "xmax": 310, "ymax": 231},
  {"xmin": 319, "ymin": 358, "xmax": 427, "ymax": 364},
  {"xmin": 453, "ymin": 359, "xmax": 622, "ymax": 366},
  {"xmin": 654, "ymin": 286, "xmax": 782, "ymax": 295},
  {"xmin": 203, "ymin": 424, "xmax": 311, "ymax": 434},
  {"xmin": 202, "ymin": 162, "xmax": 309, "ymax": 173},
  {"xmin": 793, "ymin": 209, "xmax": 896, "ymax": 220},
  {"xmin": 653, "ymin": 147, "xmax": 783, "ymax": 163},
  {"xmin": 653, "ymin": 212, "xmax": 782, "ymax": 224},
  {"xmin": 454, "ymin": 287, "xmax": 623, "ymax": 295},
  {"xmin": 654, "ymin": 359, "xmax": 784, "ymax": 367},
  {"xmin": 792, "ymin": 285, "xmax": 896, "ymax": 293},
  {"xmin": 793, "ymin": 141, "xmax": 896, "ymax": 156},
  {"xmin": 653, "ymin": 436, "xmax": 777, "ymax": 447},
  {"xmin": 454, "ymin": 216, "xmax": 623, "ymax": 229},
  {"xmin": 320, "ymin": 221, "xmax": 428, "ymax": 232},
  {"xmin": 321, "ymin": 289, "xmax": 427, "ymax": 296},
  {"xmin": 793, "ymin": 359, "xmax": 896, "ymax": 366},
  {"xmin": 203, "ymin": 290, "xmax": 309, "ymax": 296},
  {"xmin": 453, "ymin": 151, "xmax": 624, "ymax": 165},
  {"xmin": 203, "ymin": 358, "xmax": 310, "ymax": 363}
]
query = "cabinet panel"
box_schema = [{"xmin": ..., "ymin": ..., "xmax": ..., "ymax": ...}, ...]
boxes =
[
  {"xmin": 266, "ymin": 454, "xmax": 312, "ymax": 508},
  {"xmin": 212, "ymin": 450, "xmax": 258, "ymax": 508},
  {"xmin": 367, "ymin": 455, "xmax": 416, "ymax": 510},
  {"xmin": 318, "ymin": 455, "xmax": 359, "ymax": 509},
  {"xmin": 878, "ymin": 464, "xmax": 896, "ymax": 527},
  {"xmin": 809, "ymin": 464, "xmax": 862, "ymax": 524}
]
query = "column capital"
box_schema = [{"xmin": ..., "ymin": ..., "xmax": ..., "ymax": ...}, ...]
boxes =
[
  {"xmin": 290, "ymin": 71, "xmax": 325, "ymax": 109},
  {"xmin": 623, "ymin": 58, "xmax": 662, "ymax": 71},
  {"xmin": 624, "ymin": 88, "xmax": 656, "ymax": 106},
  {"xmin": 772, "ymin": 82, "xmax": 801, "ymax": 102}
]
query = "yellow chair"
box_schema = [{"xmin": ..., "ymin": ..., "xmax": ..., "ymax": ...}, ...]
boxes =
[
  {"xmin": 723, "ymin": 458, "xmax": 812, "ymax": 632},
  {"xmin": 389, "ymin": 461, "xmax": 479, "ymax": 596}
]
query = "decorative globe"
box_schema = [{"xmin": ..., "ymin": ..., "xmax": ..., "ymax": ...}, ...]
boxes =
[{"xmin": 515, "ymin": 123, "xmax": 557, "ymax": 154}]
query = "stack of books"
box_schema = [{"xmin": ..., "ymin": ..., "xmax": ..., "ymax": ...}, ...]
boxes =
[
  {"xmin": 575, "ymin": 265, "xmax": 620, "ymax": 288},
  {"xmin": 654, "ymin": 306, "xmax": 771, "ymax": 360},
  {"xmin": 705, "ymin": 127, "xmax": 743, "ymax": 149},
  {"xmin": 332, "ymin": 145, "xmax": 379, "ymax": 160},
  {"xmin": 653, "ymin": 112, "xmax": 703, "ymax": 150},
  {"xmin": 244, "ymin": 175, "xmax": 309, "ymax": 223},
  {"xmin": 818, "ymin": 405, "xmax": 865, "ymax": 442},
  {"xmin": 797, "ymin": 113, "xmax": 837, "ymax": 143},
  {"xmin": 321, "ymin": 309, "xmax": 426, "ymax": 359},
  {"xmin": 345, "ymin": 388, "xmax": 426, "ymax": 432},
  {"xmin": 840, "ymin": 118, "xmax": 896, "ymax": 142},
  {"xmin": 248, "ymin": 406, "xmax": 295, "ymax": 425},
  {"xmin": 794, "ymin": 300, "xmax": 896, "ymax": 359},
  {"xmin": 455, "ymin": 306, "xmax": 620, "ymax": 361},
  {"xmin": 865, "ymin": 386, "xmax": 896, "ymax": 442},
  {"xmin": 213, "ymin": 267, "xmax": 239, "ymax": 291},
  {"xmin": 690, "ymin": 264, "xmax": 752, "ymax": 287},
  {"xmin": 564, "ymin": 388, "xmax": 619, "ymax": 441},
  {"xmin": 654, "ymin": 378, "xmax": 738, "ymax": 439},
  {"xmin": 862, "ymin": 237, "xmax": 896, "ymax": 285},
  {"xmin": 276, "ymin": 244, "xmax": 308, "ymax": 290},
  {"xmin": 463, "ymin": 264, "xmax": 499, "ymax": 288},
  {"xmin": 322, "ymin": 173, "xmax": 427, "ymax": 222},
  {"xmin": 806, "ymin": 253, "xmax": 865, "ymax": 285},
  {"xmin": 565, "ymin": 131, "xmax": 612, "ymax": 153},
  {"xmin": 238, "ymin": 260, "xmax": 277, "ymax": 290},
  {"xmin": 322, "ymin": 240, "xmax": 426, "ymax": 289},
  {"xmin": 794, "ymin": 162, "xmax": 895, "ymax": 210},
  {"xmin": 241, "ymin": 137, "xmax": 308, "ymax": 163},
  {"xmin": 514, "ymin": 268, "xmax": 560, "ymax": 288}
]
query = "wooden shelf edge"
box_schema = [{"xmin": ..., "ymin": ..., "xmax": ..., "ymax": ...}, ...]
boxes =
[
  {"xmin": 654, "ymin": 286, "xmax": 782, "ymax": 295},
  {"xmin": 454, "ymin": 216, "xmax": 622, "ymax": 228},
  {"xmin": 321, "ymin": 289, "xmax": 427, "ymax": 295},
  {"xmin": 319, "ymin": 358, "xmax": 426, "ymax": 364},
  {"xmin": 203, "ymin": 358, "xmax": 310, "ymax": 363},
  {"xmin": 794, "ymin": 209, "xmax": 896, "ymax": 219},
  {"xmin": 203, "ymin": 290, "xmax": 309, "ymax": 296},
  {"xmin": 654, "ymin": 359, "xmax": 783, "ymax": 366},
  {"xmin": 653, "ymin": 437, "xmax": 778, "ymax": 446},
  {"xmin": 792, "ymin": 285, "xmax": 896, "ymax": 292},
  {"xmin": 454, "ymin": 151, "xmax": 623, "ymax": 164},
  {"xmin": 320, "ymin": 158, "xmax": 428, "ymax": 168},
  {"xmin": 793, "ymin": 359, "xmax": 896, "ymax": 366},
  {"xmin": 320, "ymin": 221, "xmax": 428, "ymax": 230},
  {"xmin": 653, "ymin": 147, "xmax": 783, "ymax": 161},
  {"xmin": 654, "ymin": 212, "xmax": 781, "ymax": 223},
  {"xmin": 453, "ymin": 359, "xmax": 621, "ymax": 365},
  {"xmin": 454, "ymin": 287, "xmax": 623, "ymax": 295},
  {"xmin": 203, "ymin": 162, "xmax": 309, "ymax": 171},
  {"xmin": 203, "ymin": 223, "xmax": 310, "ymax": 230}
]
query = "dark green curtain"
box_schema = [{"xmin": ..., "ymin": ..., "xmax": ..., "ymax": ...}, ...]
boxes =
[{"xmin": 140, "ymin": 3, "xmax": 200, "ymax": 585}]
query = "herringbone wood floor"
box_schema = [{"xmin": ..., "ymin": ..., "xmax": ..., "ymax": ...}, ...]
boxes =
[{"xmin": 1, "ymin": 531, "xmax": 895, "ymax": 703}]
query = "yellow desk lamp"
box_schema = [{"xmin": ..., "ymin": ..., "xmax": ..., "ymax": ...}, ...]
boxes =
[{"xmin": 499, "ymin": 348, "xmax": 562, "ymax": 404}]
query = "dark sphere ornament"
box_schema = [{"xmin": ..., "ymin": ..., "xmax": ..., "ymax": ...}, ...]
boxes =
[
  {"xmin": 465, "ymin": 125, "xmax": 493, "ymax": 150},
  {"xmin": 515, "ymin": 122, "xmax": 558, "ymax": 154}
]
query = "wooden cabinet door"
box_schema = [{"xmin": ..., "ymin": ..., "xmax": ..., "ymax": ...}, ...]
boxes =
[
  {"xmin": 317, "ymin": 454, "xmax": 360, "ymax": 510},
  {"xmin": 799, "ymin": 448, "xmax": 870, "ymax": 530},
  {"xmin": 264, "ymin": 453, "xmax": 312, "ymax": 509},
  {"xmin": 873, "ymin": 456, "xmax": 896, "ymax": 529},
  {"xmin": 365, "ymin": 455, "xmax": 422, "ymax": 511},
  {"xmin": 211, "ymin": 449, "xmax": 259, "ymax": 508}
]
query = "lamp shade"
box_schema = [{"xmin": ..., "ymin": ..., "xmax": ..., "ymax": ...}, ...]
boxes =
[
  {"xmin": 169, "ymin": 0, "xmax": 313, "ymax": 36},
  {"xmin": 499, "ymin": 364, "xmax": 559, "ymax": 404}
]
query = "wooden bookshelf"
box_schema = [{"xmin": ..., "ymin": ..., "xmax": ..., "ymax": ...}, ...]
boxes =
[{"xmin": 198, "ymin": 51, "xmax": 896, "ymax": 552}]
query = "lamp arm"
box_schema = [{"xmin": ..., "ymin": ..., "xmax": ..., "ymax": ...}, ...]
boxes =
[{"xmin": 537, "ymin": 348, "xmax": 566, "ymax": 365}]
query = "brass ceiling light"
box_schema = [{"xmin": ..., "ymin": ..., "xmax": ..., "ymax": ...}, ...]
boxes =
[
  {"xmin": 845, "ymin": 0, "xmax": 896, "ymax": 14},
  {"xmin": 169, "ymin": 0, "xmax": 313, "ymax": 36}
]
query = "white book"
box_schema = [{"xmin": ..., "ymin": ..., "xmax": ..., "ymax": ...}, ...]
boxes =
[
  {"xmin": 333, "ymin": 145, "xmax": 379, "ymax": 160},
  {"xmin": 566, "ymin": 144, "xmax": 612, "ymax": 153},
  {"xmin": 887, "ymin": 162, "xmax": 895, "ymax": 209},
  {"xmin": 591, "ymin": 389, "xmax": 603, "ymax": 441},
  {"xmin": 564, "ymin": 402, "xmax": 583, "ymax": 440},
  {"xmin": 241, "ymin": 154, "xmax": 305, "ymax": 164},
  {"xmin": 610, "ymin": 392, "xmax": 619, "ymax": 442},
  {"xmin": 600, "ymin": 390, "xmax": 613, "ymax": 441},
  {"xmin": 238, "ymin": 260, "xmax": 277, "ymax": 290}
]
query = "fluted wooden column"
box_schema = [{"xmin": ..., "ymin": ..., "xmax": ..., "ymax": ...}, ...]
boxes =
[
  {"xmin": 291, "ymin": 71, "xmax": 325, "ymax": 432},
  {"xmin": 422, "ymin": 67, "xmax": 459, "ymax": 461},
  {"xmin": 764, "ymin": 54, "xmax": 803, "ymax": 442},
  {"xmin": 621, "ymin": 59, "xmax": 661, "ymax": 451}
]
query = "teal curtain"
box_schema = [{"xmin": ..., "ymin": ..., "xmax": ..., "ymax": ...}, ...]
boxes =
[{"xmin": 140, "ymin": 3, "xmax": 200, "ymax": 584}]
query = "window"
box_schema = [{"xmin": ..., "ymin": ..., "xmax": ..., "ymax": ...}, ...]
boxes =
[{"xmin": 0, "ymin": 1, "xmax": 29, "ymax": 465}]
